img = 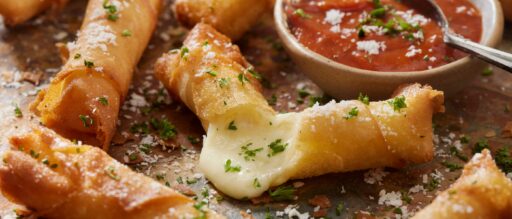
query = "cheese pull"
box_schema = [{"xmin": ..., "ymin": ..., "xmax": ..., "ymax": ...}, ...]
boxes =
[
  {"xmin": 173, "ymin": 0, "xmax": 273, "ymax": 40},
  {"xmin": 412, "ymin": 150, "xmax": 512, "ymax": 219},
  {"xmin": 0, "ymin": 0, "xmax": 68, "ymax": 26},
  {"xmin": 0, "ymin": 128, "xmax": 223, "ymax": 219},
  {"xmin": 155, "ymin": 24, "xmax": 444, "ymax": 199},
  {"xmin": 31, "ymin": 0, "xmax": 162, "ymax": 150}
]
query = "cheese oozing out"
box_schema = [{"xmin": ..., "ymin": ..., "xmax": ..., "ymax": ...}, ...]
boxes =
[{"xmin": 200, "ymin": 106, "xmax": 301, "ymax": 199}]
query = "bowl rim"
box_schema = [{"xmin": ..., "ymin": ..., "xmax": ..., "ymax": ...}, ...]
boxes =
[{"xmin": 274, "ymin": 0, "xmax": 505, "ymax": 78}]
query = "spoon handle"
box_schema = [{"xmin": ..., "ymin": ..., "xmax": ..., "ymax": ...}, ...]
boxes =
[{"xmin": 444, "ymin": 33, "xmax": 512, "ymax": 72}]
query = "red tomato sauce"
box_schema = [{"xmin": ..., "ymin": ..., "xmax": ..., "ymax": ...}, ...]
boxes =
[{"xmin": 285, "ymin": 0, "xmax": 482, "ymax": 72}]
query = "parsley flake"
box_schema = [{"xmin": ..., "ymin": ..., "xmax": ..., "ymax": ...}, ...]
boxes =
[
  {"xmin": 150, "ymin": 118, "xmax": 177, "ymax": 140},
  {"xmin": 267, "ymin": 139, "xmax": 288, "ymax": 157},
  {"xmin": 268, "ymin": 185, "xmax": 296, "ymax": 201},
  {"xmin": 253, "ymin": 178, "xmax": 261, "ymax": 188},
  {"xmin": 388, "ymin": 96, "xmax": 407, "ymax": 112},
  {"xmin": 224, "ymin": 159, "xmax": 241, "ymax": 173},
  {"xmin": 218, "ymin": 78, "xmax": 229, "ymax": 88},
  {"xmin": 121, "ymin": 29, "xmax": 132, "ymax": 37},
  {"xmin": 98, "ymin": 97, "xmax": 109, "ymax": 106},
  {"xmin": 239, "ymin": 143, "xmax": 263, "ymax": 161},
  {"xmin": 14, "ymin": 105, "xmax": 22, "ymax": 118},
  {"xmin": 473, "ymin": 138, "xmax": 490, "ymax": 154},
  {"xmin": 84, "ymin": 60, "xmax": 94, "ymax": 68},
  {"xmin": 293, "ymin": 9, "xmax": 311, "ymax": 19},
  {"xmin": 344, "ymin": 107, "xmax": 359, "ymax": 120},
  {"xmin": 227, "ymin": 120, "xmax": 237, "ymax": 130},
  {"xmin": 238, "ymin": 73, "xmax": 249, "ymax": 85},
  {"xmin": 102, "ymin": 0, "xmax": 119, "ymax": 21},
  {"xmin": 358, "ymin": 93, "xmax": 370, "ymax": 105},
  {"xmin": 495, "ymin": 147, "xmax": 512, "ymax": 173},
  {"xmin": 79, "ymin": 115, "xmax": 94, "ymax": 128},
  {"xmin": 206, "ymin": 70, "xmax": 218, "ymax": 77},
  {"xmin": 105, "ymin": 166, "xmax": 120, "ymax": 180}
]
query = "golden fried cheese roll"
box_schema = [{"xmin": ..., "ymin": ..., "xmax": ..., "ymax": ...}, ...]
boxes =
[
  {"xmin": 173, "ymin": 0, "xmax": 273, "ymax": 40},
  {"xmin": 155, "ymin": 23, "xmax": 445, "ymax": 199},
  {"xmin": 0, "ymin": 128, "xmax": 223, "ymax": 219},
  {"xmin": 0, "ymin": 0, "xmax": 68, "ymax": 26},
  {"xmin": 412, "ymin": 149, "xmax": 512, "ymax": 219},
  {"xmin": 32, "ymin": 0, "xmax": 162, "ymax": 150}
]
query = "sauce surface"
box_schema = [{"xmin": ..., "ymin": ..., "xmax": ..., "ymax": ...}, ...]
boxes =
[{"xmin": 285, "ymin": 0, "xmax": 482, "ymax": 72}]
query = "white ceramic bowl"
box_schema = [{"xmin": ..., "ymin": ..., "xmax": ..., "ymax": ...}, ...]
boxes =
[{"xmin": 274, "ymin": 0, "xmax": 504, "ymax": 99}]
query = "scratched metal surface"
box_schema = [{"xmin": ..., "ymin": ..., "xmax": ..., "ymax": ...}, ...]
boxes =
[{"xmin": 0, "ymin": 0, "xmax": 511, "ymax": 218}]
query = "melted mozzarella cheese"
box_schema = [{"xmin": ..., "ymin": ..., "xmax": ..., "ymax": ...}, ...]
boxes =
[{"xmin": 199, "ymin": 108, "xmax": 301, "ymax": 199}]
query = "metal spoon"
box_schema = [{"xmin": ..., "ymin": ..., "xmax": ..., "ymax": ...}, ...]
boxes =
[{"xmin": 424, "ymin": 0, "xmax": 512, "ymax": 72}]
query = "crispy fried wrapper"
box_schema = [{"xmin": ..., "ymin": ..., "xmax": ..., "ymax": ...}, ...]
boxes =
[
  {"xmin": 154, "ymin": 23, "xmax": 445, "ymax": 199},
  {"xmin": 31, "ymin": 0, "xmax": 162, "ymax": 150},
  {"xmin": 0, "ymin": 128, "xmax": 224, "ymax": 219},
  {"xmin": 412, "ymin": 150, "xmax": 512, "ymax": 219},
  {"xmin": 173, "ymin": 0, "xmax": 273, "ymax": 40},
  {"xmin": 0, "ymin": 0, "xmax": 68, "ymax": 26}
]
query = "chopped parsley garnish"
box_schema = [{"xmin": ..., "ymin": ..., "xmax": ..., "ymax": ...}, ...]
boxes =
[
  {"xmin": 239, "ymin": 143, "xmax": 263, "ymax": 161},
  {"xmin": 441, "ymin": 161, "xmax": 463, "ymax": 172},
  {"xmin": 98, "ymin": 97, "xmax": 109, "ymax": 106},
  {"xmin": 358, "ymin": 28, "xmax": 366, "ymax": 38},
  {"xmin": 193, "ymin": 200, "xmax": 207, "ymax": 219},
  {"xmin": 268, "ymin": 94, "xmax": 277, "ymax": 106},
  {"xmin": 79, "ymin": 115, "xmax": 94, "ymax": 128},
  {"xmin": 227, "ymin": 120, "xmax": 237, "ymax": 130},
  {"xmin": 293, "ymin": 9, "xmax": 312, "ymax": 19},
  {"xmin": 14, "ymin": 105, "xmax": 22, "ymax": 118},
  {"xmin": 121, "ymin": 29, "xmax": 132, "ymax": 37},
  {"xmin": 180, "ymin": 47, "xmax": 189, "ymax": 59},
  {"xmin": 370, "ymin": 7, "xmax": 386, "ymax": 18},
  {"xmin": 298, "ymin": 88, "xmax": 310, "ymax": 99},
  {"xmin": 29, "ymin": 150, "xmax": 39, "ymax": 158},
  {"xmin": 267, "ymin": 139, "xmax": 288, "ymax": 157},
  {"xmin": 473, "ymin": 138, "xmax": 490, "ymax": 154},
  {"xmin": 425, "ymin": 178, "xmax": 440, "ymax": 191},
  {"xmin": 155, "ymin": 173, "xmax": 165, "ymax": 181},
  {"xmin": 102, "ymin": 0, "xmax": 119, "ymax": 21},
  {"xmin": 460, "ymin": 135, "xmax": 470, "ymax": 144},
  {"xmin": 74, "ymin": 53, "xmax": 81, "ymax": 59},
  {"xmin": 130, "ymin": 122, "xmax": 149, "ymax": 134},
  {"xmin": 449, "ymin": 146, "xmax": 468, "ymax": 162},
  {"xmin": 401, "ymin": 191, "xmax": 412, "ymax": 204},
  {"xmin": 150, "ymin": 118, "xmax": 177, "ymax": 140},
  {"xmin": 218, "ymin": 78, "xmax": 229, "ymax": 88},
  {"xmin": 358, "ymin": 93, "xmax": 370, "ymax": 105},
  {"xmin": 268, "ymin": 185, "xmax": 296, "ymax": 201},
  {"xmin": 335, "ymin": 202, "xmax": 345, "ymax": 216},
  {"xmin": 253, "ymin": 178, "xmax": 261, "ymax": 188},
  {"xmin": 495, "ymin": 147, "xmax": 512, "ymax": 173},
  {"xmin": 482, "ymin": 67, "xmax": 493, "ymax": 76},
  {"xmin": 247, "ymin": 68, "xmax": 262, "ymax": 81},
  {"xmin": 187, "ymin": 136, "xmax": 201, "ymax": 144},
  {"xmin": 186, "ymin": 177, "xmax": 198, "ymax": 184},
  {"xmin": 224, "ymin": 159, "xmax": 241, "ymax": 173},
  {"xmin": 105, "ymin": 166, "xmax": 120, "ymax": 180},
  {"xmin": 206, "ymin": 70, "xmax": 218, "ymax": 77},
  {"xmin": 309, "ymin": 94, "xmax": 332, "ymax": 107},
  {"xmin": 138, "ymin": 144, "xmax": 152, "ymax": 154},
  {"xmin": 238, "ymin": 72, "xmax": 249, "ymax": 85},
  {"xmin": 373, "ymin": 0, "xmax": 383, "ymax": 8},
  {"xmin": 84, "ymin": 60, "xmax": 94, "ymax": 68},
  {"xmin": 388, "ymin": 96, "xmax": 407, "ymax": 112},
  {"xmin": 344, "ymin": 107, "xmax": 359, "ymax": 120}
]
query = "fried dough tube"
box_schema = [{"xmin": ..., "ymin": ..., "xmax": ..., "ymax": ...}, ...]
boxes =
[
  {"xmin": 32, "ymin": 0, "xmax": 161, "ymax": 150},
  {"xmin": 0, "ymin": 0, "xmax": 68, "ymax": 26},
  {"xmin": 412, "ymin": 150, "xmax": 512, "ymax": 219},
  {"xmin": 0, "ymin": 128, "xmax": 223, "ymax": 219},
  {"xmin": 155, "ymin": 24, "xmax": 444, "ymax": 199},
  {"xmin": 173, "ymin": 0, "xmax": 273, "ymax": 40}
]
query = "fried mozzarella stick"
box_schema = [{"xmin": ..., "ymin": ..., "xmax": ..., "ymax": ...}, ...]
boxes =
[
  {"xmin": 0, "ymin": 0, "xmax": 68, "ymax": 26},
  {"xmin": 0, "ymin": 128, "xmax": 223, "ymax": 219},
  {"xmin": 155, "ymin": 24, "xmax": 445, "ymax": 199},
  {"xmin": 173, "ymin": 0, "xmax": 273, "ymax": 40},
  {"xmin": 412, "ymin": 150, "xmax": 512, "ymax": 219},
  {"xmin": 32, "ymin": 0, "xmax": 161, "ymax": 150}
]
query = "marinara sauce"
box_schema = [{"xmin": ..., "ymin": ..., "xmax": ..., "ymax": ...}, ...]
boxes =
[{"xmin": 285, "ymin": 0, "xmax": 482, "ymax": 71}]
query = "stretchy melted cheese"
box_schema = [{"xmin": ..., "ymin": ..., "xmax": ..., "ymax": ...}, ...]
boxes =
[{"xmin": 155, "ymin": 24, "xmax": 444, "ymax": 199}]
